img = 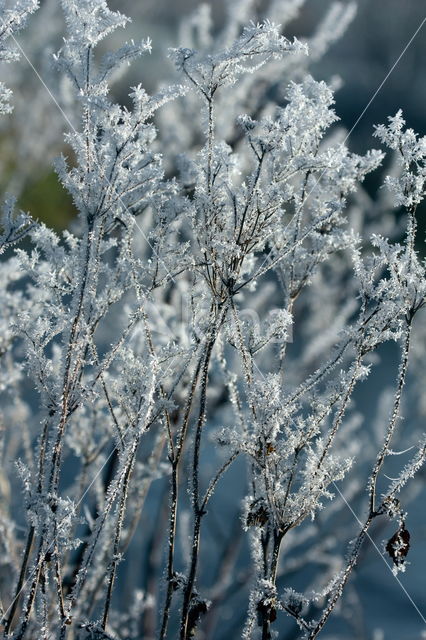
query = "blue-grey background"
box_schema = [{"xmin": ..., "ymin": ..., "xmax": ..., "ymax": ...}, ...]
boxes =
[{"xmin": 3, "ymin": 1, "xmax": 426, "ymax": 638}]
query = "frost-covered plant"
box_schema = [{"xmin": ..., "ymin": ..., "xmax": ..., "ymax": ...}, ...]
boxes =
[
  {"xmin": 0, "ymin": 1, "xmax": 425, "ymax": 640},
  {"xmin": 0, "ymin": 0, "xmax": 38, "ymax": 114}
]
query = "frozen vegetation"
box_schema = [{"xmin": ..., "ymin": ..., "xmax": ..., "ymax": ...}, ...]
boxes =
[{"xmin": 0, "ymin": 1, "xmax": 426, "ymax": 639}]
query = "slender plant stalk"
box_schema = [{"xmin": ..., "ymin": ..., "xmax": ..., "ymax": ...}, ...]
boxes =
[
  {"xmin": 101, "ymin": 450, "xmax": 135, "ymax": 630},
  {"xmin": 5, "ymin": 412, "xmax": 51, "ymax": 634},
  {"xmin": 369, "ymin": 323, "xmax": 412, "ymax": 514},
  {"xmin": 179, "ymin": 312, "xmax": 225, "ymax": 640},
  {"xmin": 158, "ymin": 348, "xmax": 205, "ymax": 640},
  {"xmin": 307, "ymin": 516, "xmax": 373, "ymax": 639},
  {"xmin": 3, "ymin": 526, "xmax": 35, "ymax": 635}
]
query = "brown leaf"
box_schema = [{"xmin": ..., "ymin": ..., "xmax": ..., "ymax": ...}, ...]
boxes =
[{"xmin": 386, "ymin": 524, "xmax": 410, "ymax": 567}]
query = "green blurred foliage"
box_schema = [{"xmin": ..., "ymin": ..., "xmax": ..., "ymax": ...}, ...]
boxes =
[{"xmin": 18, "ymin": 170, "xmax": 76, "ymax": 231}]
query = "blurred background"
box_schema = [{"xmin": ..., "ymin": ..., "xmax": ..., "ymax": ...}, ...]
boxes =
[
  {"xmin": 2, "ymin": 0, "xmax": 426, "ymax": 233},
  {"xmin": 1, "ymin": 2, "xmax": 426, "ymax": 639}
]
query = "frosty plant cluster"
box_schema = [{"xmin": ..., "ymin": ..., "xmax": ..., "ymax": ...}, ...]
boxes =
[{"xmin": 0, "ymin": 1, "xmax": 426, "ymax": 639}]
